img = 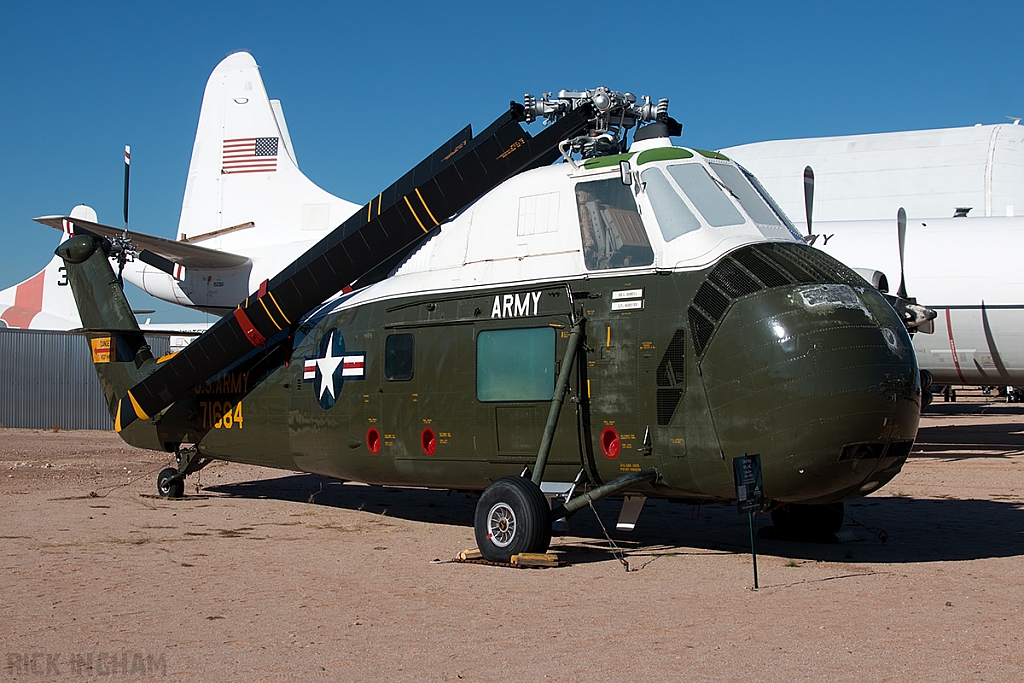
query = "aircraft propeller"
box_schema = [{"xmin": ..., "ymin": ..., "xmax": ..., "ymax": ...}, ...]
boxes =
[
  {"xmin": 802, "ymin": 165, "xmax": 816, "ymax": 245},
  {"xmin": 896, "ymin": 207, "xmax": 908, "ymax": 298},
  {"xmin": 884, "ymin": 206, "xmax": 936, "ymax": 334}
]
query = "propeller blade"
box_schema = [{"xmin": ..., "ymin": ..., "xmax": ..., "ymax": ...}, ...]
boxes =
[
  {"xmin": 896, "ymin": 207, "xmax": 908, "ymax": 299},
  {"xmin": 803, "ymin": 165, "xmax": 814, "ymax": 239},
  {"xmin": 123, "ymin": 145, "xmax": 131, "ymax": 229}
]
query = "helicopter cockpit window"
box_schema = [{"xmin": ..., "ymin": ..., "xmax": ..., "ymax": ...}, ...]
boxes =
[
  {"xmin": 666, "ymin": 164, "xmax": 745, "ymax": 227},
  {"xmin": 639, "ymin": 168, "xmax": 702, "ymax": 241},
  {"xmin": 709, "ymin": 162, "xmax": 782, "ymax": 226},
  {"xmin": 385, "ymin": 333, "xmax": 415, "ymax": 381},
  {"xmin": 576, "ymin": 178, "xmax": 654, "ymax": 270}
]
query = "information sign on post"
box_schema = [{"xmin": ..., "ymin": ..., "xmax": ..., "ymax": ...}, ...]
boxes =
[{"xmin": 733, "ymin": 453, "xmax": 763, "ymax": 589}]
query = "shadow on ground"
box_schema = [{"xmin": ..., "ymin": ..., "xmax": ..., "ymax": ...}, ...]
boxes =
[
  {"xmin": 203, "ymin": 474, "xmax": 1024, "ymax": 567},
  {"xmin": 913, "ymin": 421, "xmax": 1024, "ymax": 457}
]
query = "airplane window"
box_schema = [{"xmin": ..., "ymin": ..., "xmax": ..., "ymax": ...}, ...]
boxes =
[
  {"xmin": 709, "ymin": 162, "xmax": 782, "ymax": 226},
  {"xmin": 477, "ymin": 327, "xmax": 555, "ymax": 402},
  {"xmin": 640, "ymin": 168, "xmax": 702, "ymax": 241},
  {"xmin": 575, "ymin": 178, "xmax": 655, "ymax": 270},
  {"xmin": 385, "ymin": 333, "xmax": 414, "ymax": 381},
  {"xmin": 666, "ymin": 164, "xmax": 745, "ymax": 227}
]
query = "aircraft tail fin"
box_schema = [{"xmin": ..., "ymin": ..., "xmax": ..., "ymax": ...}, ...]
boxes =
[
  {"xmin": 177, "ymin": 52, "xmax": 359, "ymax": 251},
  {"xmin": 56, "ymin": 234, "xmax": 162, "ymax": 445},
  {"xmin": 0, "ymin": 205, "xmax": 98, "ymax": 330}
]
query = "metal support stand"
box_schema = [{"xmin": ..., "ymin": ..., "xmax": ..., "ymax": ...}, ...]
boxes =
[{"xmin": 748, "ymin": 510, "xmax": 759, "ymax": 590}]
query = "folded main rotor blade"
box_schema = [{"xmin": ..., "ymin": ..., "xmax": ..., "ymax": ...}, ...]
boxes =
[{"xmin": 114, "ymin": 102, "xmax": 597, "ymax": 430}]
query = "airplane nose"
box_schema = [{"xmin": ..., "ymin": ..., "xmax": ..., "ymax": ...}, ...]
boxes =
[{"xmin": 690, "ymin": 245, "xmax": 921, "ymax": 503}]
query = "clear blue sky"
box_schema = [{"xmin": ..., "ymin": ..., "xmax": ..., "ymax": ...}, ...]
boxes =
[{"xmin": 2, "ymin": 1, "xmax": 1020, "ymax": 321}]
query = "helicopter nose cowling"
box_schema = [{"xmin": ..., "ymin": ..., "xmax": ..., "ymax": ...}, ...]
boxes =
[{"xmin": 696, "ymin": 280, "xmax": 920, "ymax": 504}]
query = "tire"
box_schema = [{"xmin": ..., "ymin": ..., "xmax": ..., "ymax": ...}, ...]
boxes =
[
  {"xmin": 474, "ymin": 476, "xmax": 551, "ymax": 562},
  {"xmin": 157, "ymin": 468, "xmax": 184, "ymax": 498},
  {"xmin": 771, "ymin": 502, "xmax": 844, "ymax": 537}
]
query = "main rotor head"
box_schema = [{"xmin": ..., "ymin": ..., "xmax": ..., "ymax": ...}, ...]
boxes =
[{"xmin": 521, "ymin": 87, "xmax": 678, "ymax": 158}]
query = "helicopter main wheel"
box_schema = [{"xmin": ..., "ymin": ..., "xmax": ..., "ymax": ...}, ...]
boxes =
[
  {"xmin": 157, "ymin": 468, "xmax": 185, "ymax": 498},
  {"xmin": 474, "ymin": 476, "xmax": 551, "ymax": 562},
  {"xmin": 771, "ymin": 502, "xmax": 844, "ymax": 537}
]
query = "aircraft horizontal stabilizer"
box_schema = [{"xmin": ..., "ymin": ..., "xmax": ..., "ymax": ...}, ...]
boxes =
[{"xmin": 33, "ymin": 216, "xmax": 251, "ymax": 270}]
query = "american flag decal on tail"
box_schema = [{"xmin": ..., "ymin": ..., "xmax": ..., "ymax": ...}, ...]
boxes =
[{"xmin": 222, "ymin": 137, "xmax": 278, "ymax": 174}]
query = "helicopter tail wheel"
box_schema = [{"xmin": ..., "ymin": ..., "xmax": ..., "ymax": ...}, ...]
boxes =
[
  {"xmin": 157, "ymin": 468, "xmax": 185, "ymax": 498},
  {"xmin": 474, "ymin": 476, "xmax": 551, "ymax": 562}
]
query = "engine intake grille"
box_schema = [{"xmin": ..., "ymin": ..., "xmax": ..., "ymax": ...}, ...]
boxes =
[{"xmin": 687, "ymin": 242, "xmax": 866, "ymax": 356}]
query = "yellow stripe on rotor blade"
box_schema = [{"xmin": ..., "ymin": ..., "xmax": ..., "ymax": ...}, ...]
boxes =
[
  {"xmin": 258, "ymin": 297, "xmax": 282, "ymax": 331},
  {"xmin": 414, "ymin": 188, "xmax": 439, "ymax": 226},
  {"xmin": 377, "ymin": 193, "xmax": 382, "ymax": 216},
  {"xmin": 403, "ymin": 196, "xmax": 428, "ymax": 232},
  {"xmin": 127, "ymin": 391, "xmax": 150, "ymax": 421},
  {"xmin": 114, "ymin": 400, "xmax": 123, "ymax": 432},
  {"xmin": 267, "ymin": 291, "xmax": 291, "ymax": 324}
]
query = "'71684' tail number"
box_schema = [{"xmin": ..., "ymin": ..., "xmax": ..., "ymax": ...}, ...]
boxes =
[{"xmin": 199, "ymin": 401, "xmax": 243, "ymax": 429}]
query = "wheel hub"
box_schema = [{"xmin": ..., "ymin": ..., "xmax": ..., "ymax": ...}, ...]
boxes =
[{"xmin": 487, "ymin": 502, "xmax": 517, "ymax": 547}]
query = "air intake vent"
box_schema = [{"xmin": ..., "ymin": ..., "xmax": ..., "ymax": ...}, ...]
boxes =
[
  {"xmin": 688, "ymin": 307, "xmax": 715, "ymax": 357},
  {"xmin": 693, "ymin": 282, "xmax": 729, "ymax": 322},
  {"xmin": 686, "ymin": 242, "xmax": 867, "ymax": 358},
  {"xmin": 709, "ymin": 259, "xmax": 761, "ymax": 298},
  {"xmin": 732, "ymin": 249, "xmax": 792, "ymax": 288},
  {"xmin": 655, "ymin": 329, "xmax": 686, "ymax": 426}
]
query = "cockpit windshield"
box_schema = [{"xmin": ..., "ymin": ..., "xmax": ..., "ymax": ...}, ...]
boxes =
[
  {"xmin": 708, "ymin": 162, "xmax": 782, "ymax": 227},
  {"xmin": 666, "ymin": 164, "xmax": 745, "ymax": 227},
  {"xmin": 640, "ymin": 167, "xmax": 701, "ymax": 241},
  {"xmin": 575, "ymin": 178, "xmax": 654, "ymax": 270}
]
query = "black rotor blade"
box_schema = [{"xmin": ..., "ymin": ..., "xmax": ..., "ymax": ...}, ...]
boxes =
[
  {"xmin": 123, "ymin": 145, "xmax": 131, "ymax": 229},
  {"xmin": 803, "ymin": 165, "xmax": 814, "ymax": 239}
]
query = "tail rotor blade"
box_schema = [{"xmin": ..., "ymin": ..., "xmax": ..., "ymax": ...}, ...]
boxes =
[
  {"xmin": 896, "ymin": 207, "xmax": 908, "ymax": 299},
  {"xmin": 123, "ymin": 145, "xmax": 131, "ymax": 230}
]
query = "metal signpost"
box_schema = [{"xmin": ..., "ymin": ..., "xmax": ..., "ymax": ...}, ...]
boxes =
[{"xmin": 733, "ymin": 453, "xmax": 764, "ymax": 589}]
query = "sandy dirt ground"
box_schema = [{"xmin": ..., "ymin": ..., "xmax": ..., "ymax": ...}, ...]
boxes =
[{"xmin": 2, "ymin": 389, "xmax": 1022, "ymax": 682}]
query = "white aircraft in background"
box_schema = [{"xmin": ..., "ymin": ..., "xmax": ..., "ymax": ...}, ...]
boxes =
[
  {"xmin": 35, "ymin": 51, "xmax": 361, "ymax": 315},
  {"xmin": 1, "ymin": 205, "xmax": 209, "ymax": 344},
  {"xmin": 725, "ymin": 125, "xmax": 1024, "ymax": 387},
  {"xmin": 0, "ymin": 206, "xmax": 92, "ymax": 330}
]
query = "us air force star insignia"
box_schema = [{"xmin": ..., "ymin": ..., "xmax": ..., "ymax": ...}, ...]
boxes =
[
  {"xmin": 303, "ymin": 328, "xmax": 367, "ymax": 410},
  {"xmin": 316, "ymin": 331, "xmax": 345, "ymax": 403}
]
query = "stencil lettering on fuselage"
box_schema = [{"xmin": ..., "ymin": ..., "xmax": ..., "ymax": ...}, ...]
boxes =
[{"xmin": 491, "ymin": 291, "xmax": 542, "ymax": 319}]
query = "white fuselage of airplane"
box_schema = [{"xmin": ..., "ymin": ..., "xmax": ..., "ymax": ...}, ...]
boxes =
[{"xmin": 809, "ymin": 215, "xmax": 1024, "ymax": 385}]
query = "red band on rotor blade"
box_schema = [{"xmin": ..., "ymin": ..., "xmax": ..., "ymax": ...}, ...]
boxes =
[
  {"xmin": 257, "ymin": 279, "xmax": 269, "ymax": 298},
  {"xmin": 233, "ymin": 307, "xmax": 267, "ymax": 348}
]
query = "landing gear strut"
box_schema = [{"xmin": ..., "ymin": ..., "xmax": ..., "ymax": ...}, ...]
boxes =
[{"xmin": 155, "ymin": 445, "xmax": 211, "ymax": 498}]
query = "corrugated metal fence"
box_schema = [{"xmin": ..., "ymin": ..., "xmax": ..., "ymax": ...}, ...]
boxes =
[{"xmin": 0, "ymin": 329, "xmax": 169, "ymax": 430}]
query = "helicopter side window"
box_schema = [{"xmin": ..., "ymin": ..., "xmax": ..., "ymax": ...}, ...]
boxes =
[
  {"xmin": 709, "ymin": 162, "xmax": 782, "ymax": 226},
  {"xmin": 575, "ymin": 178, "xmax": 654, "ymax": 270},
  {"xmin": 385, "ymin": 333, "xmax": 415, "ymax": 381},
  {"xmin": 640, "ymin": 168, "xmax": 702, "ymax": 241},
  {"xmin": 666, "ymin": 164, "xmax": 744, "ymax": 227},
  {"xmin": 476, "ymin": 327, "xmax": 555, "ymax": 402}
]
